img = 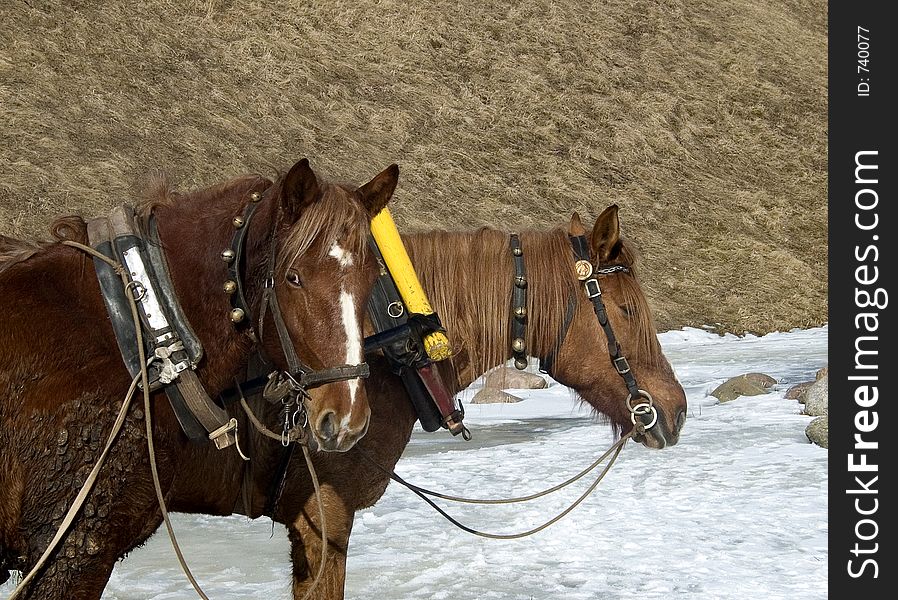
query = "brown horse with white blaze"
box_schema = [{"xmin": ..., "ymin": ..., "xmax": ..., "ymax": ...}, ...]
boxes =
[
  {"xmin": 0, "ymin": 158, "xmax": 398, "ymax": 598},
  {"xmin": 164, "ymin": 204, "xmax": 687, "ymax": 598}
]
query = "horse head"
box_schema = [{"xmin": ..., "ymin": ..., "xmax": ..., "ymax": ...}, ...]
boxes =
[
  {"xmin": 550, "ymin": 205, "xmax": 687, "ymax": 448},
  {"xmin": 255, "ymin": 159, "xmax": 399, "ymax": 451}
]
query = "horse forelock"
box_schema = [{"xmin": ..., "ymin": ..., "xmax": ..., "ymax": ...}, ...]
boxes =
[{"xmin": 278, "ymin": 182, "xmax": 370, "ymax": 271}]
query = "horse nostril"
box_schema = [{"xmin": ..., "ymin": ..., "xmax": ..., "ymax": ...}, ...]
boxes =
[
  {"xmin": 316, "ymin": 410, "xmax": 338, "ymax": 441},
  {"xmin": 675, "ymin": 409, "xmax": 687, "ymax": 432}
]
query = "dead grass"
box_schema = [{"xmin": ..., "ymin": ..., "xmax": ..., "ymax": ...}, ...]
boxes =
[{"xmin": 0, "ymin": 0, "xmax": 827, "ymax": 334}]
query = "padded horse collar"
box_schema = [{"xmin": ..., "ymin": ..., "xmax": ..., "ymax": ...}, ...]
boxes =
[{"xmin": 88, "ymin": 206, "xmax": 238, "ymax": 448}]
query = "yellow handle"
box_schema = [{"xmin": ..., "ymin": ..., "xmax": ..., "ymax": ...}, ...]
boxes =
[{"xmin": 370, "ymin": 207, "xmax": 452, "ymax": 361}]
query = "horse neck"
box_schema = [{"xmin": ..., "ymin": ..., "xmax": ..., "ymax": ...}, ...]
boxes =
[
  {"xmin": 403, "ymin": 227, "xmax": 578, "ymax": 393},
  {"xmin": 152, "ymin": 179, "xmax": 273, "ymax": 394}
]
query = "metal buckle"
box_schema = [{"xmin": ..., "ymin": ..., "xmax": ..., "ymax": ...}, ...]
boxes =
[
  {"xmin": 613, "ymin": 356, "xmax": 631, "ymax": 374},
  {"xmin": 584, "ymin": 278, "xmax": 602, "ymax": 298}
]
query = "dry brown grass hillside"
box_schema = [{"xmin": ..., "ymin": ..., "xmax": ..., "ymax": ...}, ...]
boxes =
[{"xmin": 0, "ymin": 0, "xmax": 827, "ymax": 334}]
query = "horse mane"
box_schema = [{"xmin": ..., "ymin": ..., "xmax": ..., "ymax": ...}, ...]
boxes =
[
  {"xmin": 609, "ymin": 240, "xmax": 666, "ymax": 367},
  {"xmin": 0, "ymin": 235, "xmax": 46, "ymax": 274},
  {"xmin": 279, "ymin": 182, "xmax": 372, "ymax": 269},
  {"xmin": 404, "ymin": 226, "xmax": 664, "ymax": 386},
  {"xmin": 0, "ymin": 173, "xmax": 273, "ymax": 275}
]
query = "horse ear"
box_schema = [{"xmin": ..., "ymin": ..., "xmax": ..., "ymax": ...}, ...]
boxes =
[
  {"xmin": 281, "ymin": 158, "xmax": 320, "ymax": 219},
  {"xmin": 356, "ymin": 164, "xmax": 399, "ymax": 217},
  {"xmin": 568, "ymin": 212, "xmax": 587, "ymax": 236},
  {"xmin": 590, "ymin": 204, "xmax": 621, "ymax": 263}
]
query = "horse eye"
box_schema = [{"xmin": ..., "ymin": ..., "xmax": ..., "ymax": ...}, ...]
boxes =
[
  {"xmin": 286, "ymin": 270, "xmax": 302, "ymax": 288},
  {"xmin": 620, "ymin": 304, "xmax": 634, "ymax": 318}
]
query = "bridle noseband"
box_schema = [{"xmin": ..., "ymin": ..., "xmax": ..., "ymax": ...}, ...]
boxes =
[
  {"xmin": 222, "ymin": 189, "xmax": 370, "ymax": 400},
  {"xmin": 513, "ymin": 233, "xmax": 657, "ymax": 431}
]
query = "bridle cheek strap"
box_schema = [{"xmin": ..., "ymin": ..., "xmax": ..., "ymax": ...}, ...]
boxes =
[
  {"xmin": 259, "ymin": 280, "xmax": 370, "ymax": 392},
  {"xmin": 569, "ymin": 235, "xmax": 657, "ymax": 430},
  {"xmin": 569, "ymin": 234, "xmax": 640, "ymax": 399}
]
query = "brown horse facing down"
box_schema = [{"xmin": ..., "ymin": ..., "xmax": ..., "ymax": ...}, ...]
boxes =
[
  {"xmin": 161, "ymin": 204, "xmax": 688, "ymax": 598},
  {"xmin": 0, "ymin": 158, "xmax": 399, "ymax": 598}
]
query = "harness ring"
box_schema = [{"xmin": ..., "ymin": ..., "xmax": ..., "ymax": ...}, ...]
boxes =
[
  {"xmin": 625, "ymin": 389, "xmax": 655, "ymax": 412},
  {"xmin": 626, "ymin": 390, "xmax": 658, "ymax": 429},
  {"xmin": 125, "ymin": 280, "xmax": 147, "ymax": 302},
  {"xmin": 387, "ymin": 301, "xmax": 405, "ymax": 318},
  {"xmin": 628, "ymin": 402, "xmax": 658, "ymax": 429}
]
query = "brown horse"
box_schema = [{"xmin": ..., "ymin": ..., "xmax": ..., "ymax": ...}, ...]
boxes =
[
  {"xmin": 161, "ymin": 204, "xmax": 688, "ymax": 598},
  {"xmin": 0, "ymin": 158, "xmax": 399, "ymax": 598}
]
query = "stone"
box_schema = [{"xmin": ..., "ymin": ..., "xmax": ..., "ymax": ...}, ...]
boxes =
[
  {"xmin": 816, "ymin": 366, "xmax": 828, "ymax": 380},
  {"xmin": 744, "ymin": 372, "xmax": 777, "ymax": 389},
  {"xmin": 803, "ymin": 376, "xmax": 828, "ymax": 416},
  {"xmin": 806, "ymin": 416, "xmax": 828, "ymax": 448},
  {"xmin": 785, "ymin": 381, "xmax": 814, "ymax": 401},
  {"xmin": 710, "ymin": 375, "xmax": 767, "ymax": 402},
  {"xmin": 483, "ymin": 366, "xmax": 548, "ymax": 390},
  {"xmin": 471, "ymin": 388, "xmax": 523, "ymax": 404}
]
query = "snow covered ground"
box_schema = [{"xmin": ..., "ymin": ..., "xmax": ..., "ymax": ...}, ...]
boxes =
[{"xmin": 3, "ymin": 326, "xmax": 829, "ymax": 599}]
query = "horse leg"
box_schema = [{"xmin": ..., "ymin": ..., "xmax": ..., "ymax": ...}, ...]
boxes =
[{"xmin": 287, "ymin": 486, "xmax": 355, "ymax": 600}]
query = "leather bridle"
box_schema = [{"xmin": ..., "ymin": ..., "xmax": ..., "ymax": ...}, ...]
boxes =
[
  {"xmin": 223, "ymin": 189, "xmax": 370, "ymax": 399},
  {"xmin": 516, "ymin": 233, "xmax": 658, "ymax": 430}
]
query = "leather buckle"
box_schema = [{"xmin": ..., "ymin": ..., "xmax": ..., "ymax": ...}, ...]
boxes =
[
  {"xmin": 613, "ymin": 356, "xmax": 631, "ymax": 374},
  {"xmin": 584, "ymin": 278, "xmax": 602, "ymax": 298}
]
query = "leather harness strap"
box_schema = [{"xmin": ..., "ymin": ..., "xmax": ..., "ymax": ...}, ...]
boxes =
[
  {"xmin": 568, "ymin": 234, "xmax": 642, "ymax": 401},
  {"xmin": 509, "ymin": 234, "xmax": 528, "ymax": 370}
]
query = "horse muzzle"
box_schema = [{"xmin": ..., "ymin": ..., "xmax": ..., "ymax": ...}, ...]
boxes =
[
  {"xmin": 633, "ymin": 406, "xmax": 686, "ymax": 449},
  {"xmin": 310, "ymin": 403, "xmax": 371, "ymax": 452}
]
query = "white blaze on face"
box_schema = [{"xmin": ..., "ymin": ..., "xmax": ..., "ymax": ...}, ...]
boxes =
[
  {"xmin": 330, "ymin": 243, "xmax": 361, "ymax": 409},
  {"xmin": 329, "ymin": 243, "xmax": 355, "ymax": 268}
]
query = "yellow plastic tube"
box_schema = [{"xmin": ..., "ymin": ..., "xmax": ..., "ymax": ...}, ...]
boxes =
[{"xmin": 369, "ymin": 207, "xmax": 452, "ymax": 361}]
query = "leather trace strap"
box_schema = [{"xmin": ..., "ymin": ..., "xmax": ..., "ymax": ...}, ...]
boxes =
[{"xmin": 509, "ymin": 234, "xmax": 528, "ymax": 370}]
